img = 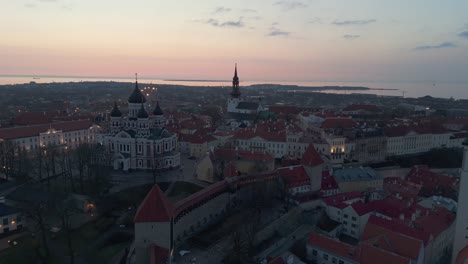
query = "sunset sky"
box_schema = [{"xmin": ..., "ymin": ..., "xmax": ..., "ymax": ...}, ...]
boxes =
[{"xmin": 1, "ymin": 0, "xmax": 468, "ymax": 82}]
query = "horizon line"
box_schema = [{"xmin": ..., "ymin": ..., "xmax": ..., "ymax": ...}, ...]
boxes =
[{"xmin": 0, "ymin": 74, "xmax": 467, "ymax": 84}]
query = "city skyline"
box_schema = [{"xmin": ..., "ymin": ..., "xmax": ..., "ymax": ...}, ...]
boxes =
[{"xmin": 1, "ymin": 0, "xmax": 468, "ymax": 82}]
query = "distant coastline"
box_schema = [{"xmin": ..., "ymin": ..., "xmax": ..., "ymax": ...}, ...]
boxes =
[{"xmin": 0, "ymin": 76, "xmax": 466, "ymax": 99}]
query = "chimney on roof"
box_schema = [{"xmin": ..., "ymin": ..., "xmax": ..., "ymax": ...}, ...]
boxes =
[{"xmin": 400, "ymin": 213, "xmax": 405, "ymax": 220}]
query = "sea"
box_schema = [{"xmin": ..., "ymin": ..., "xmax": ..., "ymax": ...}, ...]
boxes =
[{"xmin": 0, "ymin": 75, "xmax": 467, "ymax": 100}]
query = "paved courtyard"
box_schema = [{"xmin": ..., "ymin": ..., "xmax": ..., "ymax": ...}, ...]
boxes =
[{"xmin": 109, "ymin": 155, "xmax": 208, "ymax": 193}]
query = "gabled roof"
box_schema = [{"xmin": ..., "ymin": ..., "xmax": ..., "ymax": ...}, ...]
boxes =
[
  {"xmin": 301, "ymin": 144, "xmax": 324, "ymax": 167},
  {"xmin": 362, "ymin": 220, "xmax": 423, "ymax": 260},
  {"xmin": 308, "ymin": 233, "xmax": 359, "ymax": 262},
  {"xmin": 360, "ymin": 243, "xmax": 410, "ymax": 264},
  {"xmin": 308, "ymin": 232, "xmax": 411, "ymax": 264},
  {"xmin": 351, "ymin": 201, "xmax": 373, "ymax": 216},
  {"xmin": 321, "ymin": 171, "xmax": 339, "ymax": 191},
  {"xmin": 278, "ymin": 165, "xmax": 311, "ymax": 188},
  {"xmin": 414, "ymin": 207, "xmax": 455, "ymax": 239},
  {"xmin": 134, "ymin": 184, "xmax": 174, "ymax": 223},
  {"xmin": 367, "ymin": 215, "xmax": 431, "ymax": 245}
]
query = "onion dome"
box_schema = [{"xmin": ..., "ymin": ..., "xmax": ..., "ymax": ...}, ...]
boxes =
[
  {"xmin": 128, "ymin": 78, "xmax": 146, "ymax": 104},
  {"xmin": 137, "ymin": 104, "xmax": 148, "ymax": 118},
  {"xmin": 153, "ymin": 101, "xmax": 164, "ymax": 115},
  {"xmin": 110, "ymin": 102, "xmax": 122, "ymax": 117}
]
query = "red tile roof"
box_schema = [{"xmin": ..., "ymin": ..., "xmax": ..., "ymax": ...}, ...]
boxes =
[
  {"xmin": 174, "ymin": 180, "xmax": 228, "ymax": 216},
  {"xmin": 308, "ymin": 233, "xmax": 359, "ymax": 262},
  {"xmin": 321, "ymin": 117, "xmax": 357, "ymax": 129},
  {"xmin": 406, "ymin": 165, "xmax": 459, "ymax": 199},
  {"xmin": 360, "ymin": 243, "xmax": 410, "ymax": 264},
  {"xmin": 309, "ymin": 232, "xmax": 411, "ymax": 264},
  {"xmin": 278, "ymin": 165, "xmax": 311, "ymax": 188},
  {"xmin": 233, "ymin": 120, "xmax": 300, "ymax": 142},
  {"xmin": 134, "ymin": 184, "xmax": 174, "ymax": 223},
  {"xmin": 414, "ymin": 207, "xmax": 455, "ymax": 239},
  {"xmin": 362, "ymin": 221, "xmax": 423, "ymax": 260},
  {"xmin": 351, "ymin": 201, "xmax": 373, "ymax": 216},
  {"xmin": 301, "ymin": 144, "xmax": 324, "ymax": 167},
  {"xmin": 14, "ymin": 111, "xmax": 55, "ymax": 125},
  {"xmin": 321, "ymin": 171, "xmax": 339, "ymax": 191},
  {"xmin": 367, "ymin": 215, "xmax": 432, "ymax": 245},
  {"xmin": 0, "ymin": 120, "xmax": 93, "ymax": 140},
  {"xmin": 383, "ymin": 177, "xmax": 421, "ymax": 200}
]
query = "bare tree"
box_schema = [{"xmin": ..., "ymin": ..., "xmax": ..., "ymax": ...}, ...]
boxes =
[
  {"xmin": 74, "ymin": 144, "xmax": 90, "ymax": 193},
  {"xmin": 0, "ymin": 141, "xmax": 16, "ymax": 181},
  {"xmin": 57, "ymin": 200, "xmax": 78, "ymax": 264},
  {"xmin": 26, "ymin": 202, "xmax": 50, "ymax": 260}
]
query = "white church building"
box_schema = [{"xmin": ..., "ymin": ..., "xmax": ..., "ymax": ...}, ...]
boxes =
[
  {"xmin": 225, "ymin": 64, "xmax": 265, "ymax": 128},
  {"xmin": 104, "ymin": 78, "xmax": 180, "ymax": 172}
]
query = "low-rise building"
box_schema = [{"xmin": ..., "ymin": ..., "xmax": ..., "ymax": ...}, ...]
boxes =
[
  {"xmin": 333, "ymin": 167, "xmax": 383, "ymax": 193},
  {"xmin": 0, "ymin": 119, "xmax": 96, "ymax": 151},
  {"xmin": 307, "ymin": 232, "xmax": 413, "ymax": 264},
  {"xmin": 0, "ymin": 204, "xmax": 23, "ymax": 235}
]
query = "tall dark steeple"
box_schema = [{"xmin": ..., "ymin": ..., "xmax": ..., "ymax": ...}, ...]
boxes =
[{"xmin": 231, "ymin": 64, "xmax": 241, "ymax": 98}]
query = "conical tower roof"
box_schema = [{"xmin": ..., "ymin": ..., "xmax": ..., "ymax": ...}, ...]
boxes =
[
  {"xmin": 137, "ymin": 104, "xmax": 149, "ymax": 118},
  {"xmin": 153, "ymin": 101, "xmax": 164, "ymax": 115},
  {"xmin": 110, "ymin": 102, "xmax": 122, "ymax": 117},
  {"xmin": 134, "ymin": 184, "xmax": 174, "ymax": 223}
]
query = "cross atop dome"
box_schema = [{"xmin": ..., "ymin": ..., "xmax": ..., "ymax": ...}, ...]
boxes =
[{"xmin": 128, "ymin": 73, "xmax": 146, "ymax": 104}]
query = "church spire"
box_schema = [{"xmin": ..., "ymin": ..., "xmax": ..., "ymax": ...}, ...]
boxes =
[
  {"xmin": 234, "ymin": 63, "xmax": 238, "ymax": 79},
  {"xmin": 231, "ymin": 63, "xmax": 241, "ymax": 98}
]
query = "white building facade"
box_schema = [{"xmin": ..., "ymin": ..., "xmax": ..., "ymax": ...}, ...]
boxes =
[{"xmin": 104, "ymin": 80, "xmax": 180, "ymax": 172}]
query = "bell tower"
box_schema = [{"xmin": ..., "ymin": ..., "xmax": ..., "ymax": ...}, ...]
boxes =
[{"xmin": 227, "ymin": 64, "xmax": 241, "ymax": 113}]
